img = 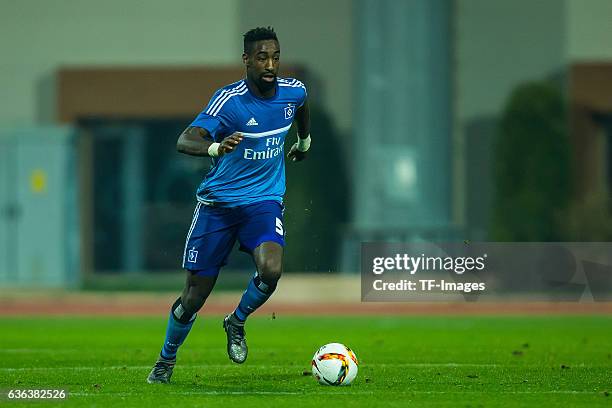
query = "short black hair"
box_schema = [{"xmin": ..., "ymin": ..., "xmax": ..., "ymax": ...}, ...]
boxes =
[{"xmin": 243, "ymin": 26, "xmax": 278, "ymax": 54}]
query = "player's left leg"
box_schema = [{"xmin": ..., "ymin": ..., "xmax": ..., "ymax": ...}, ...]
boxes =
[
  {"xmin": 224, "ymin": 242, "xmax": 283, "ymax": 363},
  {"xmin": 223, "ymin": 201, "xmax": 285, "ymax": 363},
  {"xmin": 234, "ymin": 242, "xmax": 282, "ymax": 321}
]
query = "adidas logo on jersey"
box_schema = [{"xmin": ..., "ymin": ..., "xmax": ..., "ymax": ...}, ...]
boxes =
[{"xmin": 246, "ymin": 117, "xmax": 259, "ymax": 126}]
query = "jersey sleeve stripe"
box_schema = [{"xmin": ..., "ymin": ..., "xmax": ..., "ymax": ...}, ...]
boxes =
[
  {"xmin": 278, "ymin": 78, "xmax": 304, "ymax": 88},
  {"xmin": 278, "ymin": 78, "xmax": 299, "ymax": 86},
  {"xmin": 210, "ymin": 88, "xmax": 248, "ymax": 116},
  {"xmin": 208, "ymin": 81, "xmax": 245, "ymax": 109},
  {"xmin": 207, "ymin": 85, "xmax": 247, "ymax": 117},
  {"xmin": 206, "ymin": 82, "xmax": 246, "ymax": 115},
  {"xmin": 206, "ymin": 85, "xmax": 236, "ymax": 114},
  {"xmin": 205, "ymin": 87, "xmax": 234, "ymax": 115},
  {"xmin": 279, "ymin": 84, "xmax": 306, "ymax": 91}
]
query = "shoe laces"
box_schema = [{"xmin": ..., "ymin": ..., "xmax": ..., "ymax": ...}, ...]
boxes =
[
  {"xmin": 153, "ymin": 359, "xmax": 175, "ymax": 375},
  {"xmin": 227, "ymin": 320, "xmax": 246, "ymax": 344}
]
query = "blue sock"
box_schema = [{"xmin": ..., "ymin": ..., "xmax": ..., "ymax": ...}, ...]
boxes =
[
  {"xmin": 234, "ymin": 274, "xmax": 276, "ymax": 321},
  {"xmin": 160, "ymin": 300, "xmax": 196, "ymax": 359}
]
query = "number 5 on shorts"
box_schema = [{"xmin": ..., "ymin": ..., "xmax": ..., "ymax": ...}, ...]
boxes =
[{"xmin": 275, "ymin": 217, "xmax": 284, "ymax": 236}]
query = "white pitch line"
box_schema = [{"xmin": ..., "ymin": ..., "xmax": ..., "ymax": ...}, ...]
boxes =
[
  {"xmin": 1, "ymin": 365, "xmax": 308, "ymax": 372},
  {"xmin": 376, "ymin": 363, "xmax": 502, "ymax": 367},
  {"xmin": 1, "ymin": 363, "xmax": 521, "ymax": 372},
  {"xmin": 0, "ymin": 349, "xmax": 81, "ymax": 353},
  {"xmin": 70, "ymin": 391, "xmax": 304, "ymax": 396},
  {"xmin": 3, "ymin": 362, "xmax": 598, "ymax": 372},
  {"xmin": 66, "ymin": 390, "xmax": 603, "ymax": 397},
  {"xmin": 1, "ymin": 365, "xmax": 255, "ymax": 371}
]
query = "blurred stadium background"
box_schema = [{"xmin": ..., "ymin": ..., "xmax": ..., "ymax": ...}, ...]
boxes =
[{"xmin": 1, "ymin": 0, "xmax": 612, "ymax": 304}]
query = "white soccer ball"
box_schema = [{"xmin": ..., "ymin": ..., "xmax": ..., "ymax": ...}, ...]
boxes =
[{"xmin": 311, "ymin": 343, "xmax": 359, "ymax": 386}]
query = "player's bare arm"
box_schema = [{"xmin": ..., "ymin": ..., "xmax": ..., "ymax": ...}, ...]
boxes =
[
  {"xmin": 177, "ymin": 126, "xmax": 243, "ymax": 157},
  {"xmin": 287, "ymin": 99, "xmax": 311, "ymax": 162}
]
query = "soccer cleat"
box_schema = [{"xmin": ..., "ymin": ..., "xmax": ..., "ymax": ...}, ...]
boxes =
[
  {"xmin": 147, "ymin": 355, "xmax": 176, "ymax": 384},
  {"xmin": 223, "ymin": 313, "xmax": 248, "ymax": 363}
]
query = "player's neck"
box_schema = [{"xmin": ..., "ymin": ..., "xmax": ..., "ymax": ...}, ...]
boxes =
[{"xmin": 246, "ymin": 77, "xmax": 276, "ymax": 99}]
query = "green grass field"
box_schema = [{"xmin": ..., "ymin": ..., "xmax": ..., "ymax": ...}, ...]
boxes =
[{"xmin": 1, "ymin": 315, "xmax": 611, "ymax": 407}]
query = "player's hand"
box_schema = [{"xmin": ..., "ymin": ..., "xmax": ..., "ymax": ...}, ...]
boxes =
[
  {"xmin": 287, "ymin": 143, "xmax": 307, "ymax": 162},
  {"xmin": 219, "ymin": 133, "xmax": 243, "ymax": 156}
]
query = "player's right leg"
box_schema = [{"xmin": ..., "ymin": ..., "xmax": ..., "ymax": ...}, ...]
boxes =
[
  {"xmin": 223, "ymin": 201, "xmax": 285, "ymax": 364},
  {"xmin": 147, "ymin": 203, "xmax": 238, "ymax": 384}
]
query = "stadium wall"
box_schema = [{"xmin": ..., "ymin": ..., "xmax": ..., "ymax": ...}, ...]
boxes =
[
  {"xmin": 0, "ymin": 0, "xmax": 241, "ymax": 127},
  {"xmin": 456, "ymin": 0, "xmax": 612, "ymax": 237},
  {"xmin": 567, "ymin": 0, "xmax": 612, "ymax": 60},
  {"xmin": 456, "ymin": 0, "xmax": 566, "ymax": 238}
]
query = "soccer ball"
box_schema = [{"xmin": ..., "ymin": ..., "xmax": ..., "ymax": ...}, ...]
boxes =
[{"xmin": 311, "ymin": 343, "xmax": 358, "ymax": 386}]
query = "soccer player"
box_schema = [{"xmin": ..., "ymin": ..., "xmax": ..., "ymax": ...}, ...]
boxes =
[{"xmin": 147, "ymin": 26, "xmax": 310, "ymax": 384}]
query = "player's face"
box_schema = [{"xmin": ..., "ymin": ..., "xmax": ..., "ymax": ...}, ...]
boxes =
[{"xmin": 243, "ymin": 40, "xmax": 280, "ymax": 90}]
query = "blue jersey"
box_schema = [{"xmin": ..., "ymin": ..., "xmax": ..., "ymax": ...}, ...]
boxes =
[{"xmin": 190, "ymin": 78, "xmax": 307, "ymax": 207}]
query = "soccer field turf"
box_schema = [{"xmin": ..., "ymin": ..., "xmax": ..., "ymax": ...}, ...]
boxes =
[{"xmin": 1, "ymin": 315, "xmax": 611, "ymax": 407}]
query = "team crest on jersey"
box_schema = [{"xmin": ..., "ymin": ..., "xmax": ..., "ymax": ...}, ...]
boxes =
[
  {"xmin": 188, "ymin": 247, "xmax": 198, "ymax": 263},
  {"xmin": 284, "ymin": 104, "xmax": 295, "ymax": 120}
]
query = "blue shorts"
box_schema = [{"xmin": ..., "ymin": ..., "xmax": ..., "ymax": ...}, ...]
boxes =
[{"xmin": 182, "ymin": 200, "xmax": 285, "ymax": 276}]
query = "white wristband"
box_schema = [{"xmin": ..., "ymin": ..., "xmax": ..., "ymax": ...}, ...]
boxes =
[
  {"xmin": 208, "ymin": 142, "xmax": 221, "ymax": 157},
  {"xmin": 296, "ymin": 135, "xmax": 311, "ymax": 152}
]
